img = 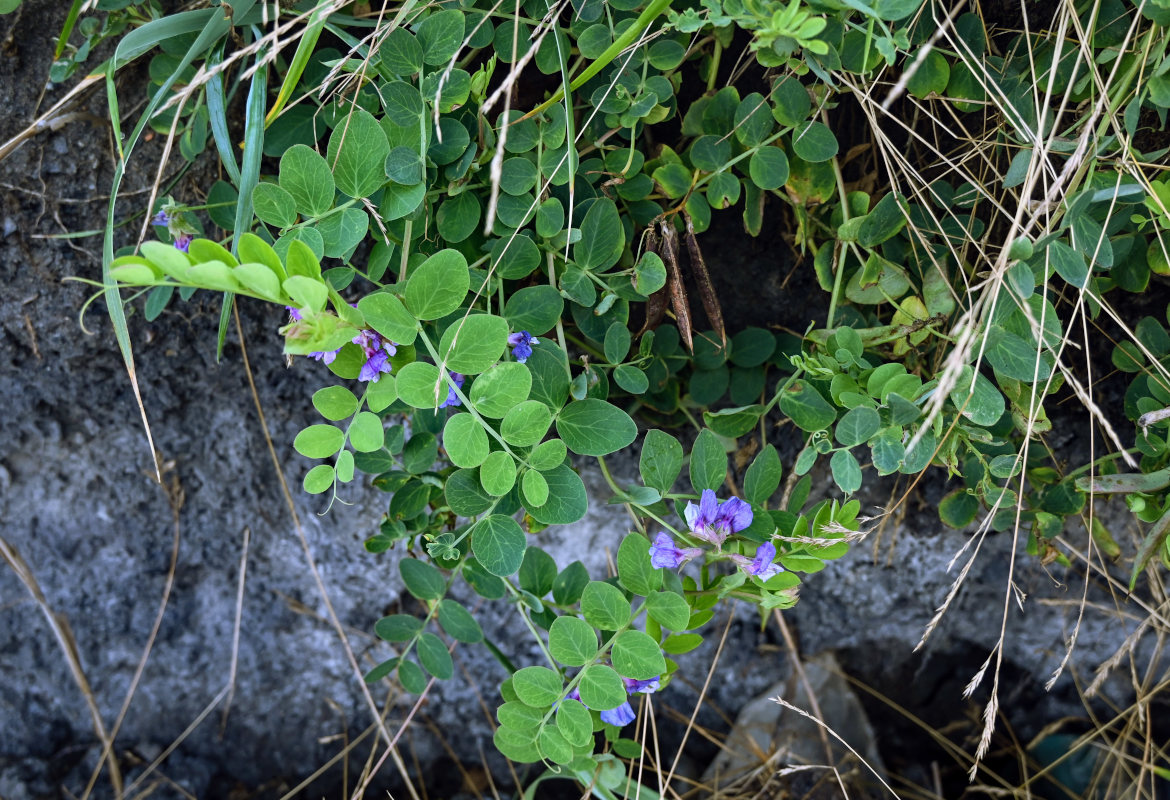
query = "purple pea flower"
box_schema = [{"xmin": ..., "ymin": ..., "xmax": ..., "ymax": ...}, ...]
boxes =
[
  {"xmin": 684, "ymin": 490, "xmax": 753, "ymax": 547},
  {"xmin": 624, "ymin": 677, "xmax": 660, "ymax": 694},
  {"xmin": 173, "ymin": 232, "xmax": 193, "ymax": 253},
  {"xmin": 507, "ymin": 331, "xmax": 537, "ymax": 363},
  {"xmin": 731, "ymin": 540, "xmax": 783, "ymax": 580},
  {"xmin": 151, "ymin": 210, "xmax": 171, "ymax": 226},
  {"xmin": 648, "ymin": 532, "xmax": 703, "ymax": 570},
  {"xmin": 359, "ymin": 349, "xmax": 393, "ymax": 382},
  {"xmin": 599, "ymin": 702, "xmax": 636, "ymax": 727},
  {"xmin": 439, "ymin": 373, "xmax": 465, "ymax": 409}
]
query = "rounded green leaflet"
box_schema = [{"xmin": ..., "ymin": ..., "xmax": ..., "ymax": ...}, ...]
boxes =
[
  {"xmin": 385, "ymin": 145, "xmax": 425, "ymax": 185},
  {"xmin": 521, "ymin": 469, "xmax": 549, "ymax": 507},
  {"xmin": 830, "ymin": 449, "xmax": 863, "ymax": 494},
  {"xmin": 526, "ymin": 464, "xmax": 587, "ymax": 524},
  {"xmin": 417, "ymin": 632, "xmax": 453, "ymax": 680},
  {"xmin": 497, "ymin": 701, "xmax": 543, "ymax": 729},
  {"xmin": 512, "ymin": 665, "xmax": 563, "ymax": 707},
  {"xmin": 398, "ymin": 659, "xmax": 428, "ymax": 694},
  {"xmin": 780, "ymin": 381, "xmax": 836, "ymax": 432},
  {"xmin": 616, "ymin": 532, "xmax": 661, "ymax": 596},
  {"xmin": 834, "ymin": 406, "xmax": 881, "ymax": 447},
  {"xmin": 869, "ymin": 426, "xmax": 905, "ymax": 475},
  {"xmin": 734, "ymin": 92, "xmax": 774, "ymax": 147},
  {"xmin": 556, "ymin": 399, "xmax": 637, "ymax": 456},
  {"xmin": 610, "ymin": 630, "xmax": 666, "ymax": 681},
  {"xmin": 416, "ymin": 8, "xmax": 464, "ymax": 66},
  {"xmin": 906, "ymin": 48, "xmax": 950, "ymax": 99},
  {"xmin": 472, "ymin": 514, "xmax": 527, "ymax": 577},
  {"xmin": 349, "ymin": 411, "xmax": 385, "ymax": 453},
  {"xmin": 580, "ymin": 581, "xmax": 631, "ymax": 630},
  {"xmin": 252, "ymin": 182, "xmax": 297, "ymax": 228},
  {"xmin": 939, "ymin": 489, "xmax": 979, "ymax": 528},
  {"xmin": 770, "ymin": 75, "xmax": 811, "ymax": 127},
  {"xmin": 279, "ymin": 144, "xmax": 335, "ymax": 217},
  {"xmin": 436, "ymin": 192, "xmax": 482, "ymax": 244},
  {"xmin": 312, "ymin": 385, "xmax": 359, "ymax": 421},
  {"xmin": 231, "ymin": 263, "xmax": 281, "ymax": 301},
  {"xmin": 326, "ymin": 109, "xmax": 390, "ymax": 199},
  {"xmin": 614, "ymin": 365, "xmax": 649, "ymax": 394},
  {"xmin": 689, "ymin": 428, "xmax": 726, "ymax": 493},
  {"xmin": 956, "ymin": 366, "xmax": 1005, "ymax": 427},
  {"xmin": 470, "ymin": 362, "xmax": 532, "ymax": 418},
  {"xmin": 405, "ymin": 249, "xmax": 470, "ymax": 320},
  {"xmin": 294, "ymin": 424, "xmax": 345, "ymax": 458},
  {"xmin": 556, "ymin": 699, "xmax": 594, "ymax": 748},
  {"xmin": 396, "ymin": 361, "xmax": 446, "ymax": 408},
  {"xmin": 536, "ymin": 197, "xmax": 564, "ymax": 237},
  {"xmin": 645, "ymin": 591, "xmax": 690, "ymax": 632},
  {"xmin": 380, "ymin": 181, "xmax": 426, "ymax": 221},
  {"xmin": 748, "ymin": 147, "xmax": 790, "ymax": 190},
  {"xmin": 574, "ymin": 197, "xmax": 624, "ymax": 271},
  {"xmin": 491, "ymin": 235, "xmax": 542, "ymax": 280},
  {"xmin": 375, "ymin": 613, "xmax": 422, "ymax": 642},
  {"xmin": 538, "ymin": 726, "xmax": 574, "ymax": 766},
  {"xmin": 501, "ymin": 400, "xmax": 553, "ymax": 447},
  {"xmin": 358, "ymin": 291, "xmax": 418, "ymax": 346},
  {"xmin": 400, "ymin": 558, "xmax": 445, "ymax": 600},
  {"xmin": 479, "ymin": 450, "xmax": 517, "ymax": 496},
  {"xmin": 429, "ymin": 116, "xmax": 471, "ymax": 165},
  {"xmin": 303, "ymin": 464, "xmax": 336, "ymax": 494},
  {"xmin": 437, "ymin": 314, "xmax": 508, "ymax": 375},
  {"xmin": 504, "ymin": 285, "xmax": 564, "ymax": 335},
  {"xmin": 578, "ymin": 664, "xmax": 625, "ymax": 711},
  {"xmin": 791, "ymin": 121, "xmax": 838, "ymax": 163},
  {"xmin": 640, "ymin": 429, "xmax": 683, "ymax": 494},
  {"xmin": 443, "ymin": 413, "xmax": 489, "ymax": 468},
  {"xmin": 690, "ymin": 135, "xmax": 731, "ymax": 172},
  {"xmin": 493, "ymin": 726, "xmax": 540, "ymax": 763},
  {"xmin": 548, "ymin": 615, "xmax": 598, "ymax": 667},
  {"xmin": 445, "ymin": 468, "xmax": 495, "ymax": 516},
  {"xmin": 528, "ymin": 439, "xmax": 567, "ymax": 471},
  {"xmin": 379, "ymin": 26, "xmax": 423, "ymax": 76},
  {"xmin": 499, "ymin": 157, "xmax": 539, "ymax": 195}
]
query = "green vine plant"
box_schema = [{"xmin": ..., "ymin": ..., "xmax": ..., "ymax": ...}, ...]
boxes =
[{"xmin": 75, "ymin": 0, "xmax": 1170, "ymax": 791}]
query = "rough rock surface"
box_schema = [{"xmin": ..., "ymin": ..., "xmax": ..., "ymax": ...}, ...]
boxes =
[{"xmin": 0, "ymin": 4, "xmax": 1149, "ymax": 799}]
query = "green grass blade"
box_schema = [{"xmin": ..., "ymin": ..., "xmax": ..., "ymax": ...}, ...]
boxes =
[
  {"xmin": 206, "ymin": 44, "xmax": 242, "ymax": 185},
  {"xmin": 54, "ymin": 0, "xmax": 83, "ymax": 60},
  {"xmin": 525, "ymin": 0, "xmax": 673, "ymax": 119},
  {"xmin": 264, "ymin": 3, "xmax": 331, "ymax": 126},
  {"xmin": 100, "ymin": 0, "xmax": 259, "ymax": 368},
  {"xmin": 218, "ymin": 58, "xmax": 268, "ymax": 359}
]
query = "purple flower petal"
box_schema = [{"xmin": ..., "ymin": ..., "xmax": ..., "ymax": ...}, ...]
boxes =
[
  {"xmin": 623, "ymin": 677, "xmax": 659, "ymax": 694},
  {"xmin": 507, "ymin": 331, "xmax": 535, "ymax": 363},
  {"xmin": 648, "ymin": 532, "xmax": 701, "ymax": 570},
  {"xmin": 718, "ymin": 496, "xmax": 754, "ymax": 534},
  {"xmin": 359, "ymin": 349, "xmax": 393, "ymax": 382},
  {"xmin": 599, "ymin": 701, "xmax": 635, "ymax": 727},
  {"xmin": 173, "ymin": 233, "xmax": 192, "ymax": 253},
  {"xmin": 439, "ymin": 372, "xmax": 465, "ymax": 409},
  {"xmin": 736, "ymin": 541, "xmax": 783, "ymax": 580}
]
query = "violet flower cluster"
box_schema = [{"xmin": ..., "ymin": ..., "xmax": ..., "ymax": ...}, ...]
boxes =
[
  {"xmin": 286, "ymin": 308, "xmax": 396, "ymax": 383},
  {"xmin": 648, "ymin": 489, "xmax": 783, "ymax": 581},
  {"xmin": 151, "ymin": 209, "xmax": 194, "ymax": 253},
  {"xmin": 507, "ymin": 330, "xmax": 537, "ymax": 363}
]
